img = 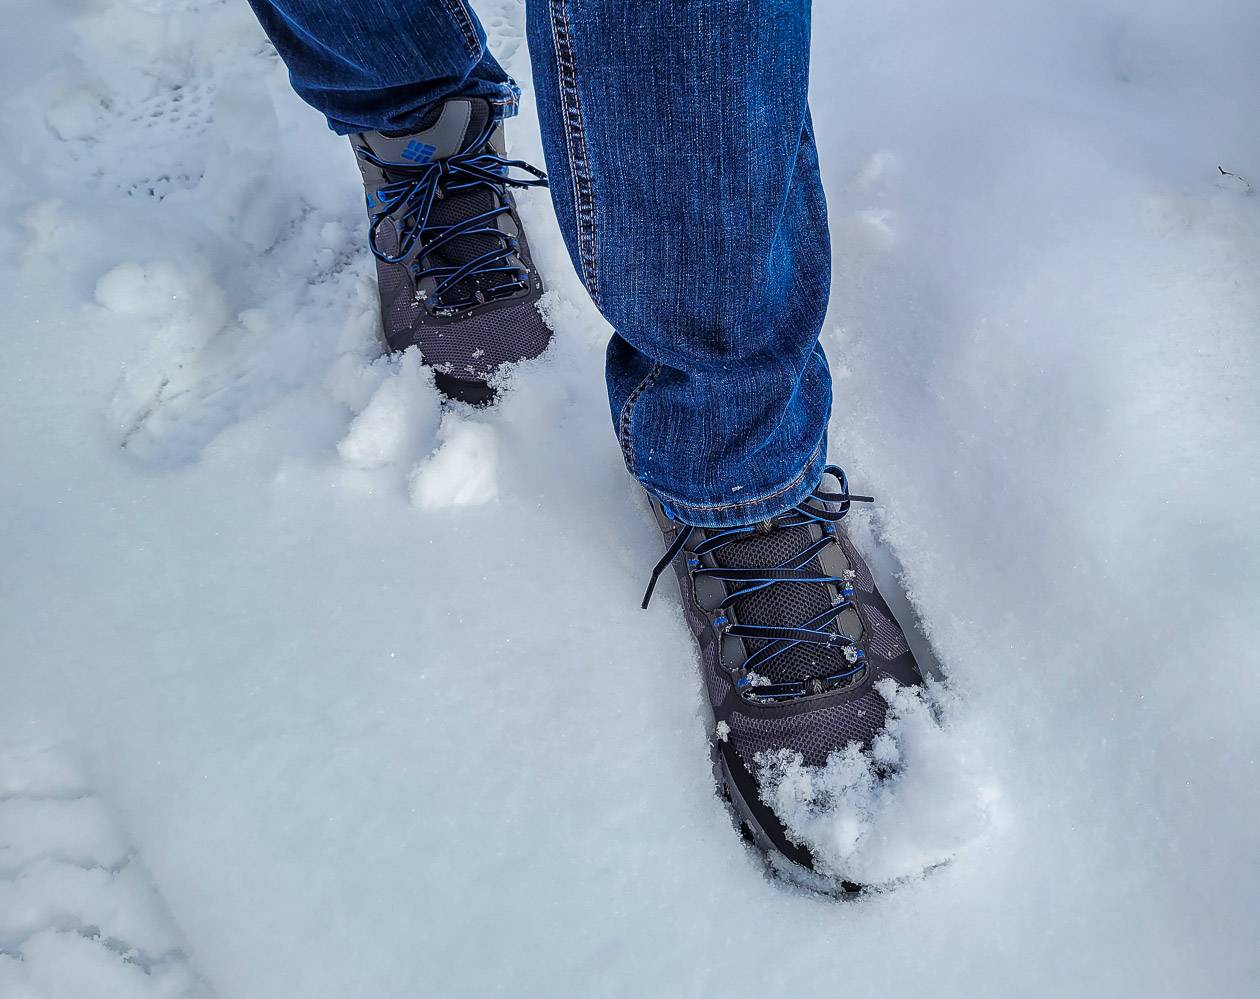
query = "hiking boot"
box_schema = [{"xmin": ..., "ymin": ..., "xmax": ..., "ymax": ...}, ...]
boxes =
[
  {"xmin": 350, "ymin": 97, "xmax": 550, "ymax": 404},
  {"xmin": 641, "ymin": 465, "xmax": 927, "ymax": 888}
]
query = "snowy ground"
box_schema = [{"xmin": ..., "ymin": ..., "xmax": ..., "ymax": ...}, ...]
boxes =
[{"xmin": 2, "ymin": 0, "xmax": 1258, "ymax": 996}]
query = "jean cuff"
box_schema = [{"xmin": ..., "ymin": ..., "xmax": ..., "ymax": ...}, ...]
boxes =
[
  {"xmin": 641, "ymin": 434, "xmax": 829, "ymax": 529},
  {"xmin": 323, "ymin": 79, "xmax": 521, "ymax": 136},
  {"xmin": 488, "ymin": 80, "xmax": 522, "ymax": 120}
]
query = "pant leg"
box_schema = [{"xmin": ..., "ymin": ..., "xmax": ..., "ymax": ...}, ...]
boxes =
[
  {"xmin": 526, "ymin": 0, "xmax": 831, "ymax": 528},
  {"xmin": 247, "ymin": 0, "xmax": 520, "ymax": 133}
]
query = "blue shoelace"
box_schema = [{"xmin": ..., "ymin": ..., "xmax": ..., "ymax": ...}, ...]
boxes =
[
  {"xmin": 642, "ymin": 466, "xmax": 875, "ymax": 702},
  {"xmin": 356, "ymin": 123, "xmax": 548, "ymax": 312}
]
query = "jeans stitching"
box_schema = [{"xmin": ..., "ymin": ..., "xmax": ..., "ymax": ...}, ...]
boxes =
[
  {"xmin": 647, "ymin": 436, "xmax": 826, "ymax": 515},
  {"xmin": 436, "ymin": 0, "xmax": 482, "ymax": 60},
  {"xmin": 546, "ymin": 0, "xmax": 600, "ymax": 304},
  {"xmin": 617, "ymin": 362, "xmax": 662, "ymax": 474}
]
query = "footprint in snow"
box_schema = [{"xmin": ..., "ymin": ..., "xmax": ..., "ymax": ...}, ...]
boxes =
[{"xmin": 0, "ymin": 743, "xmax": 212, "ymax": 999}]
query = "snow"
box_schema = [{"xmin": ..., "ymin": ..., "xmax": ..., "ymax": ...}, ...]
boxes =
[
  {"xmin": 408, "ymin": 415, "xmax": 501, "ymax": 509},
  {"xmin": 335, "ymin": 349, "xmax": 443, "ymax": 471},
  {"xmin": 1, "ymin": 0, "xmax": 1257, "ymax": 997},
  {"xmin": 755, "ymin": 681, "xmax": 1000, "ymax": 888},
  {"xmin": 0, "ymin": 747, "xmax": 209, "ymax": 999}
]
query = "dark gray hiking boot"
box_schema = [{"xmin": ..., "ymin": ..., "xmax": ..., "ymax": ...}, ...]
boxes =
[
  {"xmin": 350, "ymin": 97, "xmax": 550, "ymax": 404},
  {"xmin": 640, "ymin": 465, "xmax": 927, "ymax": 890}
]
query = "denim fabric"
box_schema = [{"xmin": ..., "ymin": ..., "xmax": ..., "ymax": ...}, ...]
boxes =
[
  {"xmin": 246, "ymin": 0, "xmax": 520, "ymax": 133},
  {"xmin": 248, "ymin": 0, "xmax": 833, "ymax": 528}
]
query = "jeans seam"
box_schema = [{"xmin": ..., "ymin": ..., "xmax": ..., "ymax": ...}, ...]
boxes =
[
  {"xmin": 647, "ymin": 436, "xmax": 826, "ymax": 515},
  {"xmin": 436, "ymin": 0, "xmax": 482, "ymax": 60},
  {"xmin": 617, "ymin": 362, "xmax": 662, "ymax": 474},
  {"xmin": 546, "ymin": 0, "xmax": 600, "ymax": 304}
]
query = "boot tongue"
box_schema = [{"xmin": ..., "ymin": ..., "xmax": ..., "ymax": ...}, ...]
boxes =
[
  {"xmin": 713, "ymin": 521, "xmax": 855, "ymax": 688},
  {"xmin": 366, "ymin": 98, "xmax": 492, "ymax": 163}
]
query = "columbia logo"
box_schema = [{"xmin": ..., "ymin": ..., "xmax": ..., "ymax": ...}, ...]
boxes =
[{"xmin": 401, "ymin": 140, "xmax": 436, "ymax": 162}]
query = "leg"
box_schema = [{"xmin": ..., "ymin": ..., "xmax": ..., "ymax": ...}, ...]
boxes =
[
  {"xmin": 526, "ymin": 2, "xmax": 930, "ymax": 887},
  {"xmin": 247, "ymin": 0, "xmax": 520, "ymax": 133},
  {"xmin": 526, "ymin": 0, "xmax": 831, "ymax": 527},
  {"xmin": 246, "ymin": 0, "xmax": 553, "ymax": 396}
]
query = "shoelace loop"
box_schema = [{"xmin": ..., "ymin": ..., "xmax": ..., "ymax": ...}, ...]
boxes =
[
  {"xmin": 642, "ymin": 465, "xmax": 874, "ymax": 701},
  {"xmin": 356, "ymin": 122, "xmax": 548, "ymax": 311}
]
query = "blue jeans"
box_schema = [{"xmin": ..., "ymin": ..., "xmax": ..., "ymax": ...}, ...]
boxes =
[{"xmin": 249, "ymin": 0, "xmax": 833, "ymax": 527}]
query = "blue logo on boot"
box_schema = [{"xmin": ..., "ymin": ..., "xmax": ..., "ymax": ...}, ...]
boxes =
[{"xmin": 401, "ymin": 140, "xmax": 436, "ymax": 163}]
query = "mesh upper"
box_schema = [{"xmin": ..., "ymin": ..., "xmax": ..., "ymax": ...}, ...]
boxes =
[
  {"xmin": 375, "ymin": 262, "xmax": 549, "ymax": 375},
  {"xmin": 424, "ymin": 184, "xmax": 505, "ymax": 307},
  {"xmin": 727, "ymin": 689, "xmax": 889, "ymax": 768},
  {"xmin": 373, "ymin": 220, "xmax": 411, "ymax": 310}
]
